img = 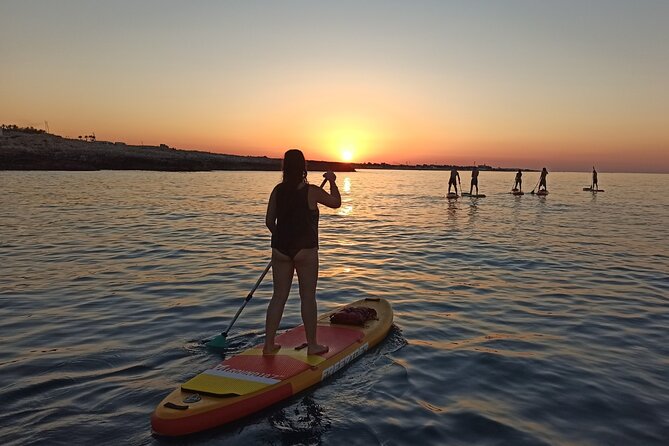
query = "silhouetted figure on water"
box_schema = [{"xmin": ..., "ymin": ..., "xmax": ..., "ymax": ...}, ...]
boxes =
[
  {"xmin": 470, "ymin": 166, "xmax": 480, "ymax": 195},
  {"xmin": 539, "ymin": 167, "xmax": 548, "ymax": 191},
  {"xmin": 513, "ymin": 169, "xmax": 522, "ymax": 191},
  {"xmin": 264, "ymin": 149, "xmax": 341, "ymax": 356},
  {"xmin": 592, "ymin": 167, "xmax": 598, "ymax": 190},
  {"xmin": 448, "ymin": 168, "xmax": 460, "ymax": 194}
]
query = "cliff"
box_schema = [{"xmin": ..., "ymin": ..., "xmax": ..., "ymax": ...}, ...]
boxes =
[{"xmin": 0, "ymin": 130, "xmax": 356, "ymax": 172}]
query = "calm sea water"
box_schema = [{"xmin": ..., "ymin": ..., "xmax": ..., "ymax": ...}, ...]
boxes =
[{"xmin": 1, "ymin": 170, "xmax": 668, "ymax": 446}]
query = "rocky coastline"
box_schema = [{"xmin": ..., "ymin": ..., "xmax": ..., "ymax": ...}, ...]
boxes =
[{"xmin": 0, "ymin": 130, "xmax": 355, "ymax": 172}]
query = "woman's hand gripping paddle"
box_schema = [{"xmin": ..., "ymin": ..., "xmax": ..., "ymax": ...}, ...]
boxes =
[{"xmin": 206, "ymin": 178, "xmax": 329, "ymax": 351}]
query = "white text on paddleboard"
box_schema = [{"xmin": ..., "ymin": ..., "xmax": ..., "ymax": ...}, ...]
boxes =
[
  {"xmin": 213, "ymin": 364, "xmax": 283, "ymax": 381},
  {"xmin": 322, "ymin": 343, "xmax": 369, "ymax": 380}
]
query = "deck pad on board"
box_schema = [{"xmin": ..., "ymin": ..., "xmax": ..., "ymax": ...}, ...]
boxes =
[
  {"xmin": 182, "ymin": 324, "xmax": 363, "ymax": 396},
  {"xmin": 152, "ymin": 298, "xmax": 393, "ymax": 436}
]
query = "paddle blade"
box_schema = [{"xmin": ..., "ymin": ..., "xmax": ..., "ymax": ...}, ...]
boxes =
[{"xmin": 206, "ymin": 333, "xmax": 228, "ymax": 351}]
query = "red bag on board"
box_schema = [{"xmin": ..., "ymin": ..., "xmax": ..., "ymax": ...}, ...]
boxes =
[{"xmin": 329, "ymin": 306, "xmax": 378, "ymax": 326}]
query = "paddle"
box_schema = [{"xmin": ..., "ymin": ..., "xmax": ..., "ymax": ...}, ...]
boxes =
[
  {"xmin": 458, "ymin": 176, "xmax": 463, "ymax": 197},
  {"xmin": 206, "ymin": 177, "xmax": 329, "ymax": 351},
  {"xmin": 530, "ymin": 177, "xmax": 541, "ymax": 195},
  {"xmin": 205, "ymin": 261, "xmax": 272, "ymax": 350}
]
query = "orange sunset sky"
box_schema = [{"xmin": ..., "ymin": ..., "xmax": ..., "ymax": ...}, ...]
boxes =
[{"xmin": 1, "ymin": 1, "xmax": 668, "ymax": 172}]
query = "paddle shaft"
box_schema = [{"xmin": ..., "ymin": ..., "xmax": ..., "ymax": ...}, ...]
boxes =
[
  {"xmin": 223, "ymin": 260, "xmax": 271, "ymax": 336},
  {"xmin": 531, "ymin": 177, "xmax": 541, "ymax": 193},
  {"xmin": 221, "ymin": 178, "xmax": 329, "ymax": 337}
]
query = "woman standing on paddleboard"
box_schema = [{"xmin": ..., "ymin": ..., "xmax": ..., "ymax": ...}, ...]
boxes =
[
  {"xmin": 514, "ymin": 169, "xmax": 522, "ymax": 191},
  {"xmin": 264, "ymin": 149, "xmax": 341, "ymax": 356},
  {"xmin": 539, "ymin": 167, "xmax": 548, "ymax": 191},
  {"xmin": 448, "ymin": 167, "xmax": 460, "ymax": 194},
  {"xmin": 470, "ymin": 165, "xmax": 480, "ymax": 195}
]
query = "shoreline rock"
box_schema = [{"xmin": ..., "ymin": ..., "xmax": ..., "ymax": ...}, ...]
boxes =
[
  {"xmin": 0, "ymin": 130, "xmax": 355, "ymax": 172},
  {"xmin": 1, "ymin": 128, "xmax": 529, "ymax": 172}
]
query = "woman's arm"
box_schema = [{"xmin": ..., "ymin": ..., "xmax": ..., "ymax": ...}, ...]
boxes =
[
  {"xmin": 266, "ymin": 187, "xmax": 278, "ymax": 234},
  {"xmin": 313, "ymin": 172, "xmax": 341, "ymax": 209}
]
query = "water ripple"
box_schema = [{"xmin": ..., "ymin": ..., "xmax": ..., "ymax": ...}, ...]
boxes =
[{"xmin": 1, "ymin": 171, "xmax": 668, "ymax": 445}]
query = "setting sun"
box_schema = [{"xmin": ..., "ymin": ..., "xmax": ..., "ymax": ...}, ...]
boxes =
[
  {"xmin": 317, "ymin": 123, "xmax": 370, "ymax": 163},
  {"xmin": 341, "ymin": 147, "xmax": 354, "ymax": 162}
]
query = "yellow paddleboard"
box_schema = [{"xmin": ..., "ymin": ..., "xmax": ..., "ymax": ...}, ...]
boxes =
[{"xmin": 151, "ymin": 298, "xmax": 393, "ymax": 436}]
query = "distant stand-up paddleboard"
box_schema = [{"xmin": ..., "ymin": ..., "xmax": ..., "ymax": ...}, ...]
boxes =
[
  {"xmin": 583, "ymin": 187, "xmax": 605, "ymax": 192},
  {"xmin": 536, "ymin": 190, "xmax": 549, "ymax": 196},
  {"xmin": 446, "ymin": 192, "xmax": 459, "ymax": 199},
  {"xmin": 510, "ymin": 188, "xmax": 524, "ymax": 196}
]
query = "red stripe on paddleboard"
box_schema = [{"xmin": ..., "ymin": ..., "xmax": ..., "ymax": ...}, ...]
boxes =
[{"xmin": 274, "ymin": 325, "xmax": 364, "ymax": 359}]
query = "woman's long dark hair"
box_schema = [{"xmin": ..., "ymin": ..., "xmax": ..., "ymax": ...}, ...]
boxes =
[{"xmin": 282, "ymin": 149, "xmax": 307, "ymax": 187}]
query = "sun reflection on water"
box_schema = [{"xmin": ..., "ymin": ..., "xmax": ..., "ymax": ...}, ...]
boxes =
[
  {"xmin": 342, "ymin": 176, "xmax": 351, "ymax": 193},
  {"xmin": 337, "ymin": 203, "xmax": 353, "ymax": 217},
  {"xmin": 337, "ymin": 177, "xmax": 353, "ymax": 216}
]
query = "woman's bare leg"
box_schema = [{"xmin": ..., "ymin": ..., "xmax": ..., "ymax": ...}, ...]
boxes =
[
  {"xmin": 294, "ymin": 248, "xmax": 328, "ymax": 355},
  {"xmin": 263, "ymin": 249, "xmax": 294, "ymax": 354}
]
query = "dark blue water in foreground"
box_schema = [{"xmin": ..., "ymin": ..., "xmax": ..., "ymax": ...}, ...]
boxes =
[{"xmin": 1, "ymin": 170, "xmax": 668, "ymax": 445}]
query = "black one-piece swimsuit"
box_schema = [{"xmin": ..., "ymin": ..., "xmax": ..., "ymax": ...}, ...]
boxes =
[{"xmin": 272, "ymin": 183, "xmax": 319, "ymax": 259}]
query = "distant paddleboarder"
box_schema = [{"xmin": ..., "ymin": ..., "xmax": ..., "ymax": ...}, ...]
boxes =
[
  {"xmin": 538, "ymin": 167, "xmax": 548, "ymax": 191},
  {"xmin": 514, "ymin": 169, "xmax": 523, "ymax": 191},
  {"xmin": 448, "ymin": 167, "xmax": 460, "ymax": 195},
  {"xmin": 592, "ymin": 166, "xmax": 598, "ymax": 190},
  {"xmin": 470, "ymin": 166, "xmax": 480, "ymax": 195},
  {"xmin": 264, "ymin": 149, "xmax": 341, "ymax": 356}
]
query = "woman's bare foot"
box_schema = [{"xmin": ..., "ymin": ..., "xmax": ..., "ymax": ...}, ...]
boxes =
[
  {"xmin": 307, "ymin": 344, "xmax": 329, "ymax": 356},
  {"xmin": 263, "ymin": 343, "xmax": 281, "ymax": 355}
]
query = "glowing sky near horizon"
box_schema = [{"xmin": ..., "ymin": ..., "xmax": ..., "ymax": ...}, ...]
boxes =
[{"xmin": 1, "ymin": 1, "xmax": 668, "ymax": 172}]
